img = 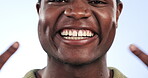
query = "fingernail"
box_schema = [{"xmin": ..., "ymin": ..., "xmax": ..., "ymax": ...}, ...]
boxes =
[
  {"xmin": 13, "ymin": 42, "xmax": 19, "ymax": 48},
  {"xmin": 130, "ymin": 44, "xmax": 137, "ymax": 51}
]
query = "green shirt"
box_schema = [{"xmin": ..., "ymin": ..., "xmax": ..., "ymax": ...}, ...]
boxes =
[{"xmin": 23, "ymin": 67, "xmax": 126, "ymax": 78}]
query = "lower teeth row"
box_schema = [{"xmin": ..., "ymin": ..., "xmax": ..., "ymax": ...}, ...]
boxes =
[{"xmin": 64, "ymin": 37, "xmax": 88, "ymax": 40}]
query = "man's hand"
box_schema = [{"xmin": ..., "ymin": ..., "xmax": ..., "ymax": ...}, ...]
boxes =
[
  {"xmin": 129, "ymin": 44, "xmax": 148, "ymax": 67},
  {"xmin": 0, "ymin": 42, "xmax": 19, "ymax": 70}
]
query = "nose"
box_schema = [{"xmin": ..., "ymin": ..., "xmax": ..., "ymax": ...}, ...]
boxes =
[{"xmin": 64, "ymin": 7, "xmax": 91, "ymax": 19}]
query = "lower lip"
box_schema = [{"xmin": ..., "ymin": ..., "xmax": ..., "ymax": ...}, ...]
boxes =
[{"xmin": 56, "ymin": 34, "xmax": 99, "ymax": 46}]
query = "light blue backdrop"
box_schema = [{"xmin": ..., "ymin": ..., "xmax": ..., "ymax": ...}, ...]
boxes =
[{"xmin": 0, "ymin": 0, "xmax": 148, "ymax": 78}]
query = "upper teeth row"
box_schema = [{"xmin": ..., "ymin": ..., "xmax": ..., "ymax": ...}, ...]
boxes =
[{"xmin": 61, "ymin": 29, "xmax": 94, "ymax": 37}]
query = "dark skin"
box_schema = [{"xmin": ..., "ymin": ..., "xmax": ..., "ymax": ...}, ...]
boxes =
[
  {"xmin": 0, "ymin": 0, "xmax": 148, "ymax": 78},
  {"xmin": 0, "ymin": 42, "xmax": 19, "ymax": 70},
  {"xmin": 0, "ymin": 43, "xmax": 147, "ymax": 71},
  {"xmin": 1, "ymin": 43, "xmax": 147, "ymax": 70},
  {"xmin": 129, "ymin": 44, "xmax": 148, "ymax": 66},
  {"xmin": 36, "ymin": 0, "xmax": 123, "ymax": 78}
]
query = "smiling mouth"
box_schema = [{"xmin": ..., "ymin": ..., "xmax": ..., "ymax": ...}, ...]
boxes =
[{"xmin": 59, "ymin": 29, "xmax": 95, "ymax": 40}]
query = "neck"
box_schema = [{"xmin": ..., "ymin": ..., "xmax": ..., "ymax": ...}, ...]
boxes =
[{"xmin": 38, "ymin": 55, "xmax": 110, "ymax": 78}]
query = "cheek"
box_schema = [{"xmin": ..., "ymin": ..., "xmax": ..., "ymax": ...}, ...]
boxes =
[
  {"xmin": 101, "ymin": 16, "xmax": 116, "ymax": 52},
  {"xmin": 93, "ymin": 8, "xmax": 116, "ymax": 40},
  {"xmin": 92, "ymin": 8, "xmax": 116, "ymax": 34},
  {"xmin": 42, "ymin": 6, "xmax": 67, "ymax": 38},
  {"xmin": 92, "ymin": 8, "xmax": 116, "ymax": 53},
  {"xmin": 38, "ymin": 17, "xmax": 57, "ymax": 56},
  {"xmin": 38, "ymin": 7, "xmax": 67, "ymax": 55},
  {"xmin": 38, "ymin": 20, "xmax": 51, "ymax": 53}
]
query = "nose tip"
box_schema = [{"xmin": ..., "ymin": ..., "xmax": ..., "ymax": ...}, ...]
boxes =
[{"xmin": 64, "ymin": 8, "xmax": 91, "ymax": 19}]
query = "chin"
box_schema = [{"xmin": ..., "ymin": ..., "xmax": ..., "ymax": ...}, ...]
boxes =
[
  {"xmin": 50, "ymin": 52, "xmax": 101, "ymax": 66},
  {"xmin": 63, "ymin": 60, "xmax": 97, "ymax": 66},
  {"xmin": 60, "ymin": 57, "xmax": 100, "ymax": 66}
]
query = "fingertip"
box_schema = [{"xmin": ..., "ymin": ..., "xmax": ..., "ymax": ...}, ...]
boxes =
[
  {"xmin": 12, "ymin": 41, "xmax": 19, "ymax": 49},
  {"xmin": 129, "ymin": 44, "xmax": 137, "ymax": 52}
]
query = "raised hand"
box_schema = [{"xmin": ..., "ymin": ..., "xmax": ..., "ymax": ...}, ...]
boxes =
[
  {"xmin": 129, "ymin": 44, "xmax": 148, "ymax": 67},
  {"xmin": 0, "ymin": 42, "xmax": 19, "ymax": 70}
]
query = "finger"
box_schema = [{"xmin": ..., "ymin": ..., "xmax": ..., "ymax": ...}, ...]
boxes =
[
  {"xmin": 0, "ymin": 42, "xmax": 19, "ymax": 69},
  {"xmin": 129, "ymin": 44, "xmax": 148, "ymax": 66}
]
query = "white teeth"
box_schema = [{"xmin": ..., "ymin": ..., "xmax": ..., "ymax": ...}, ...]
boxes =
[
  {"xmin": 78, "ymin": 30, "xmax": 83, "ymax": 36},
  {"xmin": 73, "ymin": 30, "xmax": 77, "ymax": 36},
  {"xmin": 64, "ymin": 37, "xmax": 86, "ymax": 40},
  {"xmin": 82, "ymin": 30, "xmax": 86, "ymax": 36},
  {"xmin": 69, "ymin": 30, "xmax": 73, "ymax": 36},
  {"xmin": 61, "ymin": 30, "xmax": 68, "ymax": 35},
  {"xmin": 86, "ymin": 31, "xmax": 89, "ymax": 36},
  {"xmin": 61, "ymin": 29, "xmax": 95, "ymax": 40},
  {"xmin": 65, "ymin": 30, "xmax": 68, "ymax": 35}
]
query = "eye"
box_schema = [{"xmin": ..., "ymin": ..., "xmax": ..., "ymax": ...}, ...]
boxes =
[
  {"xmin": 88, "ymin": 0, "xmax": 107, "ymax": 6},
  {"xmin": 47, "ymin": 0, "xmax": 69, "ymax": 5},
  {"xmin": 48, "ymin": 0, "xmax": 69, "ymax": 3}
]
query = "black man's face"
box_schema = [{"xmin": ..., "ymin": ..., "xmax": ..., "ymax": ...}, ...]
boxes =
[{"xmin": 37, "ymin": 0, "xmax": 122, "ymax": 65}]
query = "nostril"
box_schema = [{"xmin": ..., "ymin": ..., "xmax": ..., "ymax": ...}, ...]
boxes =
[
  {"xmin": 67, "ymin": 16, "xmax": 73, "ymax": 18},
  {"xmin": 81, "ymin": 17, "xmax": 88, "ymax": 19}
]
